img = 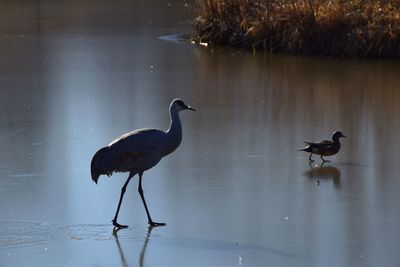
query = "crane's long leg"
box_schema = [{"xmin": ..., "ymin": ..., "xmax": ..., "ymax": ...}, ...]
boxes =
[
  {"xmin": 309, "ymin": 153, "xmax": 314, "ymax": 162},
  {"xmin": 112, "ymin": 173, "xmax": 134, "ymax": 229},
  {"xmin": 138, "ymin": 172, "xmax": 166, "ymax": 227}
]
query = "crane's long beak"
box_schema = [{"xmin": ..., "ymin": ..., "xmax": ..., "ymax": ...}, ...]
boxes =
[{"xmin": 186, "ymin": 105, "xmax": 196, "ymax": 111}]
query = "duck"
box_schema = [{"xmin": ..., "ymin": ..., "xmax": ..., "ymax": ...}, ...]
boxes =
[{"xmin": 299, "ymin": 131, "xmax": 346, "ymax": 162}]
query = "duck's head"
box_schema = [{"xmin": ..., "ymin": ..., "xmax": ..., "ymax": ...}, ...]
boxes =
[
  {"xmin": 332, "ymin": 131, "xmax": 346, "ymax": 141},
  {"xmin": 170, "ymin": 99, "xmax": 196, "ymax": 112}
]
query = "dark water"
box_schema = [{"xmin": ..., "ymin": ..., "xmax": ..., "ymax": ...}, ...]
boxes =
[{"xmin": 1, "ymin": 1, "xmax": 400, "ymax": 266}]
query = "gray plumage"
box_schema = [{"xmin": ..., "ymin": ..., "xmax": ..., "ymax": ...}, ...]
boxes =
[
  {"xmin": 91, "ymin": 128, "xmax": 179, "ymax": 183},
  {"xmin": 90, "ymin": 99, "xmax": 195, "ymax": 228}
]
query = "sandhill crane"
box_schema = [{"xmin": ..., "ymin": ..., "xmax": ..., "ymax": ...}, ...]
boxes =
[
  {"xmin": 299, "ymin": 131, "xmax": 346, "ymax": 162},
  {"xmin": 91, "ymin": 99, "xmax": 195, "ymax": 228}
]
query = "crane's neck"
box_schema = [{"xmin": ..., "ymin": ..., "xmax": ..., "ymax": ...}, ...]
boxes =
[{"xmin": 164, "ymin": 107, "xmax": 182, "ymax": 155}]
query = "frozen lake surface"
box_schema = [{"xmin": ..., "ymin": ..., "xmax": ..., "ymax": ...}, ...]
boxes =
[{"xmin": 1, "ymin": 0, "xmax": 400, "ymax": 266}]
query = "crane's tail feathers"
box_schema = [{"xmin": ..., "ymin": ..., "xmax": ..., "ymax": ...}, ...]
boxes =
[{"xmin": 91, "ymin": 146, "xmax": 111, "ymax": 184}]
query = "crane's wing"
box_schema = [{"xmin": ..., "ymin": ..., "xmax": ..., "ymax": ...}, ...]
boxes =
[{"xmin": 105, "ymin": 128, "xmax": 166, "ymax": 173}]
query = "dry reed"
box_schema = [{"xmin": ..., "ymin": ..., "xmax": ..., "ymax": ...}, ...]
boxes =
[{"xmin": 192, "ymin": 0, "xmax": 400, "ymax": 58}]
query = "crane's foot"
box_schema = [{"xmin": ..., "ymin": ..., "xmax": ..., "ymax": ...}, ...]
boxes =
[
  {"xmin": 149, "ymin": 221, "xmax": 166, "ymax": 227},
  {"xmin": 112, "ymin": 219, "xmax": 129, "ymax": 229}
]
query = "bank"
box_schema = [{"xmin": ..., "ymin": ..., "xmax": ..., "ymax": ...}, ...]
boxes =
[{"xmin": 191, "ymin": 0, "xmax": 400, "ymax": 58}]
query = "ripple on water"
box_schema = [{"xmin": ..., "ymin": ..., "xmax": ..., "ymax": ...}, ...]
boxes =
[
  {"xmin": 0, "ymin": 221, "xmax": 143, "ymax": 248},
  {"xmin": 158, "ymin": 34, "xmax": 190, "ymax": 44}
]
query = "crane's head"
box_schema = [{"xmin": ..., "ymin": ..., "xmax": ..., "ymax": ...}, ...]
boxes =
[{"xmin": 171, "ymin": 99, "xmax": 196, "ymax": 112}]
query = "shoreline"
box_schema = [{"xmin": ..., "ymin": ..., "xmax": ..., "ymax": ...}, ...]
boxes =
[{"xmin": 191, "ymin": 0, "xmax": 400, "ymax": 58}]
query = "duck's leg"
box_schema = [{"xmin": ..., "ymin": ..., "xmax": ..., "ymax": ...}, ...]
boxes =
[
  {"xmin": 321, "ymin": 155, "xmax": 330, "ymax": 162},
  {"xmin": 138, "ymin": 172, "xmax": 166, "ymax": 227},
  {"xmin": 309, "ymin": 153, "xmax": 314, "ymax": 162},
  {"xmin": 112, "ymin": 173, "xmax": 134, "ymax": 229}
]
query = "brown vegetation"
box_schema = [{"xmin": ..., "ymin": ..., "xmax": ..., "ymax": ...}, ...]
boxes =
[{"xmin": 192, "ymin": 0, "xmax": 400, "ymax": 58}]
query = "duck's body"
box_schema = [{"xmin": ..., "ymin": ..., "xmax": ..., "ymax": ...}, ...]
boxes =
[
  {"xmin": 299, "ymin": 131, "xmax": 346, "ymax": 162},
  {"xmin": 91, "ymin": 99, "xmax": 195, "ymax": 228}
]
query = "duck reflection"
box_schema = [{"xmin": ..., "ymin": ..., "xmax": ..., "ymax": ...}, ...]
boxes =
[
  {"xmin": 112, "ymin": 226, "xmax": 155, "ymax": 267},
  {"xmin": 304, "ymin": 162, "xmax": 341, "ymax": 187}
]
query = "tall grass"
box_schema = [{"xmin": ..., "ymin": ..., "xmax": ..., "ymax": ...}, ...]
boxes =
[{"xmin": 192, "ymin": 0, "xmax": 400, "ymax": 58}]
